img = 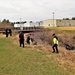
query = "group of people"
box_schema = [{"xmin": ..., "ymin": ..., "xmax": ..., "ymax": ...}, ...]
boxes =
[
  {"xmin": 5, "ymin": 29, "xmax": 74, "ymax": 53},
  {"xmin": 5, "ymin": 29, "xmax": 59, "ymax": 53},
  {"xmin": 19, "ymin": 31, "xmax": 59, "ymax": 53},
  {"xmin": 5, "ymin": 28, "xmax": 12, "ymax": 37},
  {"xmin": 19, "ymin": 31, "xmax": 37, "ymax": 48}
]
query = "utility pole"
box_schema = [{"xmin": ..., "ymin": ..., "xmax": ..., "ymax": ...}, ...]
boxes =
[
  {"xmin": 52, "ymin": 12, "xmax": 55, "ymax": 27},
  {"xmin": 20, "ymin": 18, "xmax": 21, "ymax": 31}
]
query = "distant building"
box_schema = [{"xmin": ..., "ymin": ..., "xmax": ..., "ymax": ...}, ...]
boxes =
[
  {"xmin": 14, "ymin": 21, "xmax": 43, "ymax": 28},
  {"xmin": 14, "ymin": 19, "xmax": 75, "ymax": 28},
  {"xmin": 43, "ymin": 19, "xmax": 75, "ymax": 27},
  {"xmin": 56, "ymin": 19, "xmax": 75, "ymax": 27}
]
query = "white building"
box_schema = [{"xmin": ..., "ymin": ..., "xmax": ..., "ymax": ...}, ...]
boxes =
[{"xmin": 14, "ymin": 21, "xmax": 43, "ymax": 28}]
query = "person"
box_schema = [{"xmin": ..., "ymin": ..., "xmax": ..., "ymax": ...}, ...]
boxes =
[
  {"xmin": 52, "ymin": 33, "xmax": 59, "ymax": 53},
  {"xmin": 26, "ymin": 34, "xmax": 31, "ymax": 45},
  {"xmin": 30, "ymin": 34, "xmax": 37, "ymax": 45},
  {"xmin": 5, "ymin": 28, "xmax": 9, "ymax": 37},
  {"xmin": 19, "ymin": 31, "xmax": 24, "ymax": 47},
  {"xmin": 9, "ymin": 29, "xmax": 12, "ymax": 36}
]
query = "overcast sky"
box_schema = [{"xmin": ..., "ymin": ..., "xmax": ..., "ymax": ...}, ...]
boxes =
[{"xmin": 0, "ymin": 0, "xmax": 75, "ymax": 22}]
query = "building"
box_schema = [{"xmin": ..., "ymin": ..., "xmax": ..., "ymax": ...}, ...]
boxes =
[
  {"xmin": 43, "ymin": 19, "xmax": 75, "ymax": 27},
  {"xmin": 14, "ymin": 21, "xmax": 43, "ymax": 28},
  {"xmin": 56, "ymin": 19, "xmax": 75, "ymax": 27}
]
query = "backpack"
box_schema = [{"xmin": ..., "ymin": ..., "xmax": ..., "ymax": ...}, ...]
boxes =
[{"xmin": 55, "ymin": 36, "xmax": 58, "ymax": 40}]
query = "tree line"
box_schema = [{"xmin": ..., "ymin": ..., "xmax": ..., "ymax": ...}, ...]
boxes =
[{"xmin": 63, "ymin": 17, "xmax": 75, "ymax": 20}]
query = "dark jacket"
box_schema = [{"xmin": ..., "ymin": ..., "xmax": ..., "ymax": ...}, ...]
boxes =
[
  {"xmin": 19, "ymin": 32, "xmax": 24, "ymax": 43},
  {"xmin": 26, "ymin": 35, "xmax": 30, "ymax": 44}
]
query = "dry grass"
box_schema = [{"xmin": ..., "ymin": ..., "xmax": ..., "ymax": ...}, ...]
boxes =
[
  {"xmin": 53, "ymin": 27, "xmax": 75, "ymax": 30},
  {"xmin": 55, "ymin": 46, "xmax": 75, "ymax": 73},
  {"xmin": 11, "ymin": 28, "xmax": 75, "ymax": 73}
]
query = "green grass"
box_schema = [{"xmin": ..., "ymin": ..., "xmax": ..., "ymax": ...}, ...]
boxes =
[{"xmin": 0, "ymin": 37, "xmax": 74, "ymax": 75}]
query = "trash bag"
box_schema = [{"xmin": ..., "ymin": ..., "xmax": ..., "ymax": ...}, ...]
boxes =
[
  {"xmin": 65, "ymin": 44, "xmax": 73, "ymax": 50},
  {"xmin": 31, "ymin": 38, "xmax": 37, "ymax": 45}
]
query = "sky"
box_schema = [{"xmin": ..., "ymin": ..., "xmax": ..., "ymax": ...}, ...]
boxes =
[{"xmin": 0, "ymin": 0, "xmax": 75, "ymax": 22}]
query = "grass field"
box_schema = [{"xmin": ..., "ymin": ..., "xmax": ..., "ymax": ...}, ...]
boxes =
[
  {"xmin": 46, "ymin": 27, "xmax": 75, "ymax": 32},
  {"xmin": 0, "ymin": 36, "xmax": 74, "ymax": 75},
  {"xmin": 52, "ymin": 27, "xmax": 75, "ymax": 30}
]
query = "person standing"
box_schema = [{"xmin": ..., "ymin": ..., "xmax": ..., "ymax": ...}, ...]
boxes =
[
  {"xmin": 26, "ymin": 34, "xmax": 31, "ymax": 45},
  {"xmin": 9, "ymin": 29, "xmax": 12, "ymax": 36},
  {"xmin": 19, "ymin": 31, "xmax": 24, "ymax": 48},
  {"xmin": 5, "ymin": 28, "xmax": 9, "ymax": 37},
  {"xmin": 52, "ymin": 34, "xmax": 59, "ymax": 53}
]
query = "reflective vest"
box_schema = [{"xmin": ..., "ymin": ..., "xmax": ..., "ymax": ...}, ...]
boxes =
[{"xmin": 53, "ymin": 38, "xmax": 58, "ymax": 44}]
